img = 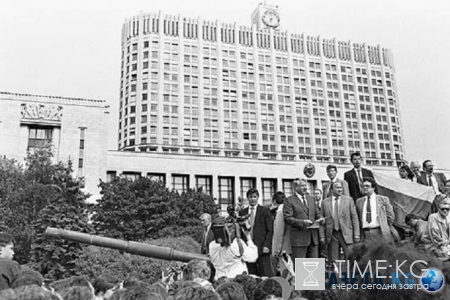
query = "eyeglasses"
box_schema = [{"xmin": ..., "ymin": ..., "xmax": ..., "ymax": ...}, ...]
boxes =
[{"xmin": 441, "ymin": 208, "xmax": 450, "ymax": 212}]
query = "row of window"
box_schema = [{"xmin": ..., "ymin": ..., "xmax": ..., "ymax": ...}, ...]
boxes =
[{"xmin": 107, "ymin": 171, "xmax": 324, "ymax": 207}]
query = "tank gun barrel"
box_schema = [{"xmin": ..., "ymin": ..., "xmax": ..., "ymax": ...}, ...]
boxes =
[{"xmin": 45, "ymin": 227, "xmax": 209, "ymax": 263}]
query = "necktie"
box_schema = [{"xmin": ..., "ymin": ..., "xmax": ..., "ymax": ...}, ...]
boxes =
[
  {"xmin": 428, "ymin": 175, "xmax": 433, "ymax": 187},
  {"xmin": 366, "ymin": 196, "xmax": 372, "ymax": 224},
  {"xmin": 334, "ymin": 197, "xmax": 340, "ymax": 230},
  {"xmin": 250, "ymin": 206, "xmax": 255, "ymax": 227},
  {"xmin": 302, "ymin": 195, "xmax": 307, "ymax": 206},
  {"xmin": 357, "ymin": 170, "xmax": 363, "ymax": 192},
  {"xmin": 250, "ymin": 206, "xmax": 255, "ymax": 237},
  {"xmin": 203, "ymin": 228, "xmax": 208, "ymax": 247}
]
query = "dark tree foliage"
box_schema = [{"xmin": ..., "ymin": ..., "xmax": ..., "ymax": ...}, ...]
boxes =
[
  {"xmin": 0, "ymin": 147, "xmax": 92, "ymax": 280},
  {"xmin": 92, "ymin": 177, "xmax": 218, "ymax": 242}
]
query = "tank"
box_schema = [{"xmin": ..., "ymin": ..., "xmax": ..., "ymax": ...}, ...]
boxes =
[{"xmin": 45, "ymin": 227, "xmax": 209, "ymax": 263}]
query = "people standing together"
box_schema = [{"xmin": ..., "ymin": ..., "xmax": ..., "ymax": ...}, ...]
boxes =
[{"xmin": 207, "ymin": 152, "xmax": 450, "ymax": 278}]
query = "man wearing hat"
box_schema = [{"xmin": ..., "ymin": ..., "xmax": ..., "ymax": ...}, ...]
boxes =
[{"xmin": 422, "ymin": 198, "xmax": 450, "ymax": 260}]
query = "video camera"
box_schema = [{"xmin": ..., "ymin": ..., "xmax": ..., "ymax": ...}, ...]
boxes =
[{"xmin": 212, "ymin": 210, "xmax": 252, "ymax": 246}]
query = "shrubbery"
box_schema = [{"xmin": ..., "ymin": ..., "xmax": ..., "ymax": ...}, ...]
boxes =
[
  {"xmin": 0, "ymin": 148, "xmax": 218, "ymax": 282},
  {"xmin": 74, "ymin": 236, "xmax": 201, "ymax": 283},
  {"xmin": 91, "ymin": 177, "xmax": 218, "ymax": 243},
  {"xmin": 0, "ymin": 147, "xmax": 92, "ymax": 280}
]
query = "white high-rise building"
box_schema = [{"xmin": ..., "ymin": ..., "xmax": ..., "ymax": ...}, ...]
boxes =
[{"xmin": 118, "ymin": 3, "xmax": 404, "ymax": 168}]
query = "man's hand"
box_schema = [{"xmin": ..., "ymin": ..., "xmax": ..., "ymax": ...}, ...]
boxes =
[
  {"xmin": 320, "ymin": 238, "xmax": 326, "ymax": 245},
  {"xmin": 263, "ymin": 247, "xmax": 270, "ymax": 254},
  {"xmin": 354, "ymin": 236, "xmax": 361, "ymax": 243},
  {"xmin": 303, "ymin": 220, "xmax": 313, "ymax": 226}
]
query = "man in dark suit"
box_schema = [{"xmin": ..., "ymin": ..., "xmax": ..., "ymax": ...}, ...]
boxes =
[
  {"xmin": 320, "ymin": 181, "xmax": 360, "ymax": 267},
  {"xmin": 322, "ymin": 165, "xmax": 350, "ymax": 199},
  {"xmin": 239, "ymin": 188, "xmax": 273, "ymax": 277},
  {"xmin": 355, "ymin": 177, "xmax": 394, "ymax": 244},
  {"xmin": 410, "ymin": 161, "xmax": 426, "ymax": 184},
  {"xmin": 284, "ymin": 178, "xmax": 324, "ymax": 264},
  {"xmin": 419, "ymin": 160, "xmax": 447, "ymax": 195},
  {"xmin": 344, "ymin": 152, "xmax": 376, "ymax": 202},
  {"xmin": 200, "ymin": 213, "xmax": 215, "ymax": 255},
  {"xmin": 419, "ymin": 160, "xmax": 448, "ymax": 213}
]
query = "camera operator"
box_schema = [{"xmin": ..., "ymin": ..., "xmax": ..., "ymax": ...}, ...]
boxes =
[{"xmin": 209, "ymin": 216, "xmax": 258, "ymax": 279}]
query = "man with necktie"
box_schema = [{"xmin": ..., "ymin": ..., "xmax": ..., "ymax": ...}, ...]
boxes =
[
  {"xmin": 200, "ymin": 213, "xmax": 214, "ymax": 255},
  {"xmin": 321, "ymin": 181, "xmax": 360, "ymax": 267},
  {"xmin": 284, "ymin": 178, "xmax": 324, "ymax": 265},
  {"xmin": 239, "ymin": 188, "xmax": 273, "ymax": 277},
  {"xmin": 322, "ymin": 165, "xmax": 350, "ymax": 199},
  {"xmin": 418, "ymin": 160, "xmax": 448, "ymax": 213},
  {"xmin": 344, "ymin": 152, "xmax": 376, "ymax": 202},
  {"xmin": 355, "ymin": 177, "xmax": 394, "ymax": 244}
]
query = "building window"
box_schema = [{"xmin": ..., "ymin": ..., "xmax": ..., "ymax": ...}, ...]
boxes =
[
  {"xmin": 282, "ymin": 179, "xmax": 295, "ymax": 197},
  {"xmin": 28, "ymin": 127, "xmax": 52, "ymax": 149},
  {"xmin": 78, "ymin": 128, "xmax": 86, "ymax": 177},
  {"xmin": 106, "ymin": 171, "xmax": 117, "ymax": 183},
  {"xmin": 122, "ymin": 172, "xmax": 141, "ymax": 181},
  {"xmin": 172, "ymin": 174, "xmax": 189, "ymax": 193},
  {"xmin": 240, "ymin": 177, "xmax": 256, "ymax": 200},
  {"xmin": 262, "ymin": 179, "xmax": 277, "ymax": 206},
  {"xmin": 219, "ymin": 177, "xmax": 234, "ymax": 207},
  {"xmin": 196, "ymin": 175, "xmax": 212, "ymax": 195},
  {"xmin": 147, "ymin": 172, "xmax": 166, "ymax": 184}
]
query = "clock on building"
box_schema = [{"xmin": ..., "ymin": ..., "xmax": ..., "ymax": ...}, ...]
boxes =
[{"xmin": 262, "ymin": 9, "xmax": 280, "ymax": 28}]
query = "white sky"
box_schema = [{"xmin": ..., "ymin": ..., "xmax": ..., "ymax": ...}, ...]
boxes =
[{"xmin": 1, "ymin": 0, "xmax": 449, "ymax": 169}]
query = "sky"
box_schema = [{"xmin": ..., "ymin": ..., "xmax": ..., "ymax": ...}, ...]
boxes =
[{"xmin": 1, "ymin": 0, "xmax": 449, "ymax": 169}]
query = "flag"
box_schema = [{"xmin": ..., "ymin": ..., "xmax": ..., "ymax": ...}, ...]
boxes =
[{"xmin": 373, "ymin": 172, "xmax": 435, "ymax": 226}]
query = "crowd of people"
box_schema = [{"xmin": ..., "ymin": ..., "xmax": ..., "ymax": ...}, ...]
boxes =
[
  {"xmin": 197, "ymin": 152, "xmax": 450, "ymax": 298},
  {"xmin": 1, "ymin": 152, "xmax": 450, "ymax": 299}
]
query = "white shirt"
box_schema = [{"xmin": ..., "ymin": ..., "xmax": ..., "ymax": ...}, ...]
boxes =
[
  {"xmin": 209, "ymin": 238, "xmax": 258, "ymax": 279},
  {"xmin": 428, "ymin": 174, "xmax": 442, "ymax": 196},
  {"xmin": 295, "ymin": 192, "xmax": 307, "ymax": 206},
  {"xmin": 362, "ymin": 193, "xmax": 380, "ymax": 228}
]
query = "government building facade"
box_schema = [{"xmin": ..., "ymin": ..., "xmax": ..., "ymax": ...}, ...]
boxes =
[{"xmin": 0, "ymin": 4, "xmax": 409, "ymax": 209}]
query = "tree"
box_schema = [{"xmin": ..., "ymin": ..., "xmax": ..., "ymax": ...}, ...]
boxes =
[
  {"xmin": 92, "ymin": 177, "xmax": 218, "ymax": 242},
  {"xmin": 0, "ymin": 147, "xmax": 92, "ymax": 280}
]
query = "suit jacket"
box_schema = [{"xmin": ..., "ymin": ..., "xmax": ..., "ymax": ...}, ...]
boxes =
[
  {"xmin": 322, "ymin": 195, "xmax": 360, "ymax": 245},
  {"xmin": 355, "ymin": 194, "xmax": 394, "ymax": 242},
  {"xmin": 201, "ymin": 226, "xmax": 215, "ymax": 255},
  {"xmin": 322, "ymin": 178, "xmax": 350, "ymax": 199},
  {"xmin": 283, "ymin": 194, "xmax": 324, "ymax": 247},
  {"xmin": 240, "ymin": 205, "xmax": 273, "ymax": 255},
  {"xmin": 418, "ymin": 172, "xmax": 447, "ymax": 194},
  {"xmin": 344, "ymin": 168, "xmax": 376, "ymax": 201},
  {"xmin": 272, "ymin": 204, "xmax": 292, "ymax": 255}
]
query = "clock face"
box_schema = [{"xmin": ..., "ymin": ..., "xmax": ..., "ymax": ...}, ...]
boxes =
[{"xmin": 262, "ymin": 9, "xmax": 280, "ymax": 28}]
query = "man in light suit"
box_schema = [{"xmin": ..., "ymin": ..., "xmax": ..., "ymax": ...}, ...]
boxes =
[
  {"xmin": 344, "ymin": 152, "xmax": 376, "ymax": 202},
  {"xmin": 284, "ymin": 178, "xmax": 324, "ymax": 264},
  {"xmin": 355, "ymin": 177, "xmax": 394, "ymax": 244},
  {"xmin": 239, "ymin": 188, "xmax": 273, "ymax": 277},
  {"xmin": 323, "ymin": 165, "xmax": 350, "ymax": 199},
  {"xmin": 200, "ymin": 213, "xmax": 215, "ymax": 255},
  {"xmin": 321, "ymin": 181, "xmax": 360, "ymax": 266}
]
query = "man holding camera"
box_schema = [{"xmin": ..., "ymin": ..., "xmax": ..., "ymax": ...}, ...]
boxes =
[
  {"xmin": 209, "ymin": 217, "xmax": 258, "ymax": 279},
  {"xmin": 239, "ymin": 188, "xmax": 274, "ymax": 277}
]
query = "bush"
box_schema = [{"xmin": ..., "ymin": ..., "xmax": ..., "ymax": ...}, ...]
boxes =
[
  {"xmin": 74, "ymin": 235, "xmax": 201, "ymax": 283},
  {"xmin": 92, "ymin": 177, "xmax": 218, "ymax": 242},
  {"xmin": 0, "ymin": 147, "xmax": 91, "ymax": 280}
]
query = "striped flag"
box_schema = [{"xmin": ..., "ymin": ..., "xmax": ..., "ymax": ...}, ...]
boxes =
[{"xmin": 373, "ymin": 172, "xmax": 435, "ymax": 226}]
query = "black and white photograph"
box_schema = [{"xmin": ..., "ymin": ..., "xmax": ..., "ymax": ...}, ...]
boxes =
[{"xmin": 0, "ymin": 0, "xmax": 449, "ymax": 299}]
